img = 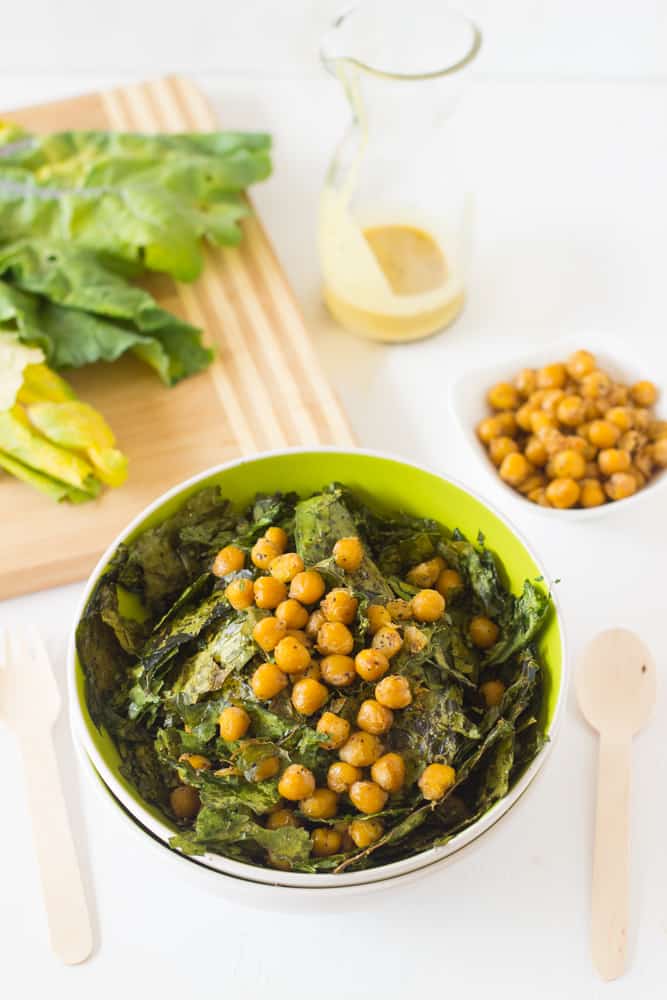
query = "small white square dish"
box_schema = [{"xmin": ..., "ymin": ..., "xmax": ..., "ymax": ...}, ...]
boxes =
[{"xmin": 449, "ymin": 334, "xmax": 667, "ymax": 520}]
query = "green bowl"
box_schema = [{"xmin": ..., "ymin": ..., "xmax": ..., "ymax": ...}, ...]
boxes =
[{"xmin": 68, "ymin": 448, "xmax": 567, "ymax": 892}]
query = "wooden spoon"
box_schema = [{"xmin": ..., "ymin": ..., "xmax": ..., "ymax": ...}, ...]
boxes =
[{"xmin": 576, "ymin": 628, "xmax": 656, "ymax": 981}]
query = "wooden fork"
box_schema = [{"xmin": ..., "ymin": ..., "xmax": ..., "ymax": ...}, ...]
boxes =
[{"xmin": 0, "ymin": 627, "xmax": 93, "ymax": 964}]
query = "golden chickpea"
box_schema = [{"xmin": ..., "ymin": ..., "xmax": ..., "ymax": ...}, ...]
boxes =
[
  {"xmin": 477, "ymin": 415, "xmax": 506, "ymax": 444},
  {"xmin": 333, "ymin": 536, "xmax": 364, "ymax": 572},
  {"xmin": 517, "ymin": 473, "xmax": 547, "ymax": 496},
  {"xmin": 649, "ymin": 419, "xmax": 667, "ymax": 440},
  {"xmin": 606, "ymin": 406, "xmax": 634, "ymax": 431},
  {"xmin": 406, "ymin": 556, "xmax": 446, "ymax": 588},
  {"xmin": 317, "ymin": 621, "xmax": 354, "ymax": 656},
  {"xmin": 275, "ymin": 598, "xmax": 309, "ymax": 630},
  {"xmin": 541, "ymin": 388, "xmax": 566, "ymax": 416},
  {"xmin": 524, "ymin": 435, "xmax": 548, "ymax": 467},
  {"xmin": 598, "ymin": 448, "xmax": 631, "ymax": 476},
  {"xmin": 631, "ymin": 380, "xmax": 658, "ymax": 407},
  {"xmin": 316, "ymin": 711, "xmax": 351, "ymax": 750},
  {"xmin": 488, "ymin": 436, "xmax": 520, "ymax": 466},
  {"xmin": 251, "ymin": 537, "xmax": 280, "ymax": 570},
  {"xmin": 252, "ymin": 616, "xmax": 288, "ymax": 652},
  {"xmin": 608, "ymin": 384, "xmax": 630, "ymax": 407},
  {"xmin": 264, "ymin": 526, "xmax": 288, "ymax": 553},
  {"xmin": 357, "ymin": 699, "xmax": 394, "ymax": 735},
  {"xmin": 274, "ymin": 635, "xmax": 311, "ymax": 674},
  {"xmin": 513, "ymin": 367, "xmax": 536, "ymax": 397},
  {"xmin": 178, "ymin": 753, "xmax": 211, "ymax": 771},
  {"xmin": 653, "ymin": 438, "xmax": 667, "ymax": 467},
  {"xmin": 278, "ymin": 763, "xmax": 316, "ymax": 801},
  {"xmin": 633, "ymin": 408, "xmax": 651, "ymax": 431},
  {"xmin": 269, "ymin": 552, "xmax": 304, "ymax": 583},
  {"xmin": 349, "ymin": 818, "xmax": 383, "ymax": 848},
  {"xmin": 367, "ymin": 604, "xmax": 392, "ymax": 635},
  {"xmin": 487, "ymin": 381, "xmax": 520, "ymax": 410},
  {"xmin": 436, "ymin": 568, "xmax": 463, "ymax": 597},
  {"xmin": 320, "ymin": 654, "xmax": 356, "ymax": 687},
  {"xmin": 251, "ymin": 662, "xmax": 288, "ymax": 700},
  {"xmin": 371, "ymin": 627, "xmax": 403, "ymax": 659},
  {"xmin": 545, "ymin": 477, "xmax": 581, "ymax": 509},
  {"xmin": 412, "ymin": 589, "xmax": 446, "ymax": 622},
  {"xmin": 349, "ymin": 780, "xmax": 388, "ymax": 815},
  {"xmin": 291, "ymin": 677, "xmax": 328, "ymax": 715},
  {"xmin": 327, "ymin": 761, "xmax": 362, "ymax": 794},
  {"xmin": 339, "ymin": 731, "xmax": 383, "ymax": 767},
  {"xmin": 311, "ymin": 827, "xmax": 342, "ymax": 857},
  {"xmin": 516, "ymin": 402, "xmax": 538, "ymax": 432},
  {"xmin": 530, "ymin": 411, "xmax": 557, "ymax": 434},
  {"xmin": 266, "ymin": 807, "xmax": 300, "ymax": 830},
  {"xmin": 527, "ymin": 487, "xmax": 550, "ymax": 506},
  {"xmin": 581, "ymin": 371, "xmax": 612, "ymax": 399},
  {"xmin": 536, "ymin": 363, "xmax": 567, "ymax": 389},
  {"xmin": 253, "ymin": 756, "xmax": 281, "ymax": 782},
  {"xmin": 556, "ymin": 394, "xmax": 586, "ymax": 427},
  {"xmin": 225, "ymin": 577, "xmax": 254, "ymax": 610},
  {"xmin": 306, "ymin": 608, "xmax": 326, "ymax": 638},
  {"xmin": 403, "ymin": 625, "xmax": 428, "ymax": 653},
  {"xmin": 354, "ymin": 648, "xmax": 390, "ymax": 683},
  {"xmin": 212, "ymin": 544, "xmax": 245, "ymax": 578},
  {"xmin": 587, "ymin": 419, "xmax": 620, "ymax": 449},
  {"xmin": 375, "ymin": 674, "xmax": 412, "ymax": 709},
  {"xmin": 218, "ymin": 705, "xmax": 251, "ymax": 741},
  {"xmin": 579, "ymin": 478, "xmax": 606, "ymax": 508},
  {"xmin": 605, "ymin": 473, "xmax": 637, "ymax": 501},
  {"xmin": 549, "ymin": 449, "xmax": 586, "ymax": 480},
  {"xmin": 321, "ymin": 588, "xmax": 358, "ymax": 624},
  {"xmin": 480, "ymin": 680, "xmax": 505, "ymax": 708},
  {"xmin": 289, "ymin": 570, "xmax": 326, "ymax": 605},
  {"xmin": 496, "ymin": 413, "xmax": 518, "ymax": 438},
  {"xmin": 384, "ymin": 599, "xmax": 411, "ymax": 622},
  {"xmin": 418, "ymin": 763, "xmax": 457, "ymax": 801},
  {"xmin": 371, "ymin": 753, "xmax": 406, "ymax": 793},
  {"xmin": 469, "ymin": 616, "xmax": 499, "ymax": 649},
  {"xmin": 566, "ymin": 349, "xmax": 596, "ymax": 380},
  {"xmin": 253, "ymin": 575, "xmax": 288, "ymax": 610},
  {"xmin": 300, "ymin": 787, "xmax": 338, "ymax": 820},
  {"xmin": 170, "ymin": 785, "xmax": 200, "ymax": 820},
  {"xmin": 499, "ymin": 452, "xmax": 532, "ymax": 487}
]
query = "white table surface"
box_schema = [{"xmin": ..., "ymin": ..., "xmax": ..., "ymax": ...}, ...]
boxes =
[{"xmin": 1, "ymin": 4, "xmax": 667, "ymax": 996}]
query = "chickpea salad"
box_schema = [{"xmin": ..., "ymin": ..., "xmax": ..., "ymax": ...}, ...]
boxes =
[{"xmin": 78, "ymin": 483, "xmax": 551, "ymax": 873}]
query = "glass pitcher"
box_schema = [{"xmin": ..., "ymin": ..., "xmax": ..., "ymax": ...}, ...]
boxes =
[{"xmin": 319, "ymin": 1, "xmax": 481, "ymax": 343}]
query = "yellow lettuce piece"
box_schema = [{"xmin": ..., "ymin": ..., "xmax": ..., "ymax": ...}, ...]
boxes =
[
  {"xmin": 17, "ymin": 362, "xmax": 76, "ymax": 404},
  {"xmin": 0, "ymin": 450, "xmax": 94, "ymax": 503},
  {"xmin": 0, "ymin": 407, "xmax": 99, "ymax": 495},
  {"xmin": 0, "ymin": 335, "xmax": 45, "ymax": 410},
  {"xmin": 25, "ymin": 399, "xmax": 128, "ymax": 487}
]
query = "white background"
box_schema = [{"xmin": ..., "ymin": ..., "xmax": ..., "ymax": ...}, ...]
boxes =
[{"xmin": 1, "ymin": 2, "xmax": 666, "ymax": 997}]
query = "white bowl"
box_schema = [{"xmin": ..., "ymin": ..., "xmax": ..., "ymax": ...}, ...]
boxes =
[
  {"xmin": 449, "ymin": 334, "xmax": 666, "ymax": 520},
  {"xmin": 68, "ymin": 447, "xmax": 567, "ymax": 893}
]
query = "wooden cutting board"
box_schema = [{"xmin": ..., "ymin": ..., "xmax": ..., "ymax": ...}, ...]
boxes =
[{"xmin": 0, "ymin": 76, "xmax": 354, "ymax": 600}]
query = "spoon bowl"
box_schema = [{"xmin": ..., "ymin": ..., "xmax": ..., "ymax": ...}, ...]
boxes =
[{"xmin": 576, "ymin": 628, "xmax": 656, "ymax": 738}]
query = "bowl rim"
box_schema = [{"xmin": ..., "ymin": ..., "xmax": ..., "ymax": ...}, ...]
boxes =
[
  {"xmin": 449, "ymin": 332, "xmax": 667, "ymax": 520},
  {"xmin": 67, "ymin": 445, "xmax": 568, "ymax": 890}
]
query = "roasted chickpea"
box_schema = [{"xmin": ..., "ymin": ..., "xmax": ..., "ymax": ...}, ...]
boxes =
[
  {"xmin": 212, "ymin": 544, "xmax": 245, "ymax": 577},
  {"xmin": 317, "ymin": 621, "xmax": 354, "ymax": 656},
  {"xmin": 367, "ymin": 604, "xmax": 392, "ymax": 635},
  {"xmin": 300, "ymin": 787, "xmax": 338, "ymax": 820},
  {"xmin": 556, "ymin": 394, "xmax": 586, "ymax": 427},
  {"xmin": 275, "ymin": 635, "xmax": 311, "ymax": 674},
  {"xmin": 536, "ymin": 363, "xmax": 566, "ymax": 389},
  {"xmin": 320, "ymin": 654, "xmax": 356, "ymax": 687},
  {"xmin": 514, "ymin": 367, "xmax": 537, "ymax": 397},
  {"xmin": 252, "ymin": 616, "xmax": 287, "ymax": 652},
  {"xmin": 349, "ymin": 780, "xmax": 388, "ymax": 815},
  {"xmin": 306, "ymin": 608, "xmax": 326, "ymax": 639},
  {"xmin": 384, "ymin": 599, "xmax": 412, "ymax": 622},
  {"xmin": 339, "ymin": 731, "xmax": 383, "ymax": 767},
  {"xmin": 333, "ymin": 536, "xmax": 364, "ymax": 572},
  {"xmin": 580, "ymin": 478, "xmax": 606, "ymax": 508},
  {"xmin": 251, "ymin": 537, "xmax": 280, "ymax": 570},
  {"xmin": 598, "ymin": 448, "xmax": 631, "ymax": 476},
  {"xmin": 545, "ymin": 477, "xmax": 581, "ymax": 509},
  {"xmin": 487, "ymin": 381, "xmax": 520, "ymax": 410},
  {"xmin": 605, "ymin": 473, "xmax": 637, "ymax": 501},
  {"xmin": 516, "ymin": 402, "xmax": 538, "ymax": 432},
  {"xmin": 403, "ymin": 625, "xmax": 428, "ymax": 653},
  {"xmin": 436, "ymin": 568, "xmax": 463, "ymax": 597},
  {"xmin": 357, "ymin": 699, "xmax": 394, "ymax": 735},
  {"xmin": 477, "ymin": 415, "xmax": 506, "ymax": 444},
  {"xmin": 327, "ymin": 761, "xmax": 362, "ymax": 794},
  {"xmin": 495, "ymin": 414, "xmax": 518, "ymax": 438},
  {"xmin": 587, "ymin": 419, "xmax": 620, "ymax": 449},
  {"xmin": 349, "ymin": 818, "xmax": 383, "ymax": 848},
  {"xmin": 291, "ymin": 677, "xmax": 328, "ymax": 715},
  {"xmin": 488, "ymin": 436, "xmax": 520, "ymax": 466},
  {"xmin": 253, "ymin": 756, "xmax": 281, "ymax": 782},
  {"xmin": 355, "ymin": 648, "xmax": 390, "ymax": 682},
  {"xmin": 289, "ymin": 570, "xmax": 326, "ymax": 605},
  {"xmin": 371, "ymin": 752, "xmax": 406, "ymax": 793},
  {"xmin": 311, "ymin": 828, "xmax": 342, "ymax": 857},
  {"xmin": 406, "ymin": 556, "xmax": 446, "ymax": 588},
  {"xmin": 566, "ymin": 349, "xmax": 596, "ymax": 380},
  {"xmin": 524, "ymin": 435, "xmax": 548, "ymax": 467},
  {"xmin": 469, "ymin": 616, "xmax": 499, "ymax": 649},
  {"xmin": 225, "ymin": 577, "xmax": 254, "ymax": 610},
  {"xmin": 253, "ymin": 575, "xmax": 288, "ymax": 610},
  {"xmin": 412, "ymin": 589, "xmax": 446, "ymax": 622},
  {"xmin": 581, "ymin": 371, "xmax": 612, "ymax": 399},
  {"xmin": 480, "ymin": 679, "xmax": 505, "ymax": 708},
  {"xmin": 528, "ymin": 486, "xmax": 550, "ymax": 506},
  {"xmin": 251, "ymin": 662, "xmax": 288, "ymax": 700},
  {"xmin": 541, "ymin": 388, "xmax": 566, "ymax": 416},
  {"xmin": 270, "ymin": 552, "xmax": 304, "ymax": 583},
  {"xmin": 321, "ymin": 588, "xmax": 358, "ymax": 624},
  {"xmin": 218, "ymin": 705, "xmax": 251, "ymax": 741},
  {"xmin": 530, "ymin": 411, "xmax": 557, "ymax": 434},
  {"xmin": 375, "ymin": 674, "xmax": 412, "ymax": 709},
  {"xmin": 170, "ymin": 785, "xmax": 200, "ymax": 820},
  {"xmin": 517, "ymin": 473, "xmax": 547, "ymax": 496},
  {"xmin": 418, "ymin": 763, "xmax": 456, "ymax": 801},
  {"xmin": 649, "ymin": 419, "xmax": 667, "ymax": 440},
  {"xmin": 178, "ymin": 753, "xmax": 210, "ymax": 771},
  {"xmin": 371, "ymin": 627, "xmax": 403, "ymax": 659},
  {"xmin": 278, "ymin": 763, "xmax": 316, "ymax": 801},
  {"xmin": 606, "ymin": 406, "xmax": 634, "ymax": 431},
  {"xmin": 499, "ymin": 452, "xmax": 532, "ymax": 487},
  {"xmin": 266, "ymin": 807, "xmax": 300, "ymax": 830},
  {"xmin": 631, "ymin": 380, "xmax": 658, "ymax": 407},
  {"xmin": 275, "ymin": 598, "xmax": 309, "ymax": 630},
  {"xmin": 264, "ymin": 526, "xmax": 288, "ymax": 553},
  {"xmin": 653, "ymin": 438, "xmax": 667, "ymax": 467},
  {"xmin": 316, "ymin": 711, "xmax": 351, "ymax": 750},
  {"xmin": 549, "ymin": 448, "xmax": 586, "ymax": 480}
]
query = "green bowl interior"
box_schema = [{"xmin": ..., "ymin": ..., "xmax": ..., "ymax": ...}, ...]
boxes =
[{"xmin": 75, "ymin": 451, "xmax": 563, "ymax": 834}]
